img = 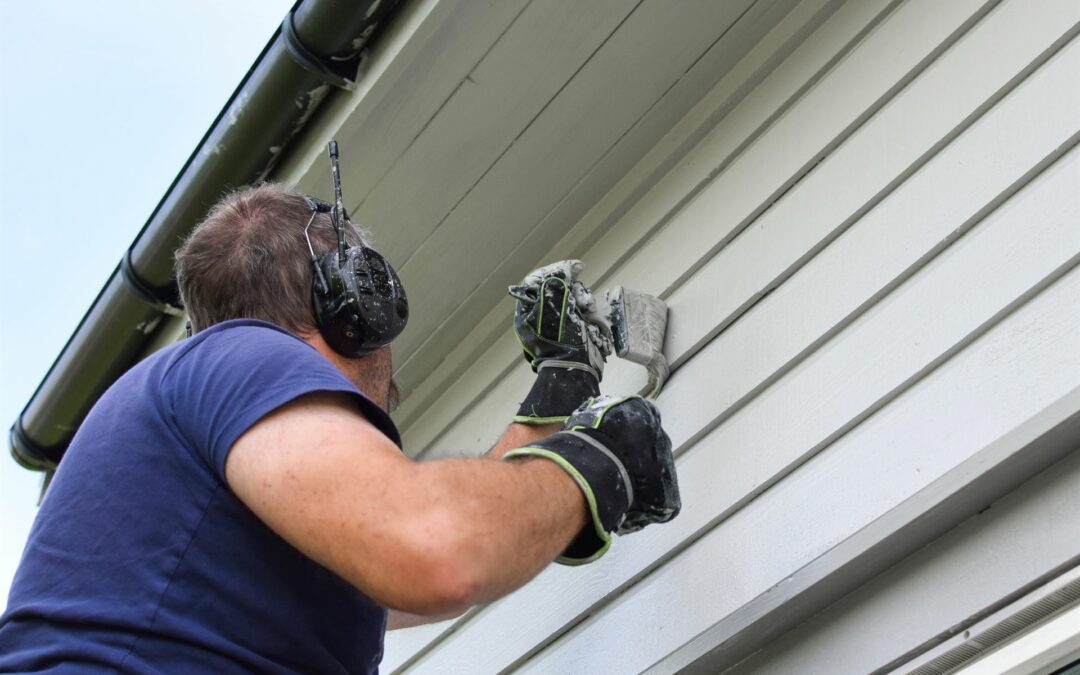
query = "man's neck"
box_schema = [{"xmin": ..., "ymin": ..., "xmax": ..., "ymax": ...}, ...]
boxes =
[{"xmin": 302, "ymin": 333, "xmax": 393, "ymax": 411}]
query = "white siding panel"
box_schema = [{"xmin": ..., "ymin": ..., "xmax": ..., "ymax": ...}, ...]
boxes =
[
  {"xmin": 409, "ymin": 0, "xmax": 976, "ymax": 456},
  {"xmin": 390, "ymin": 0, "xmax": 762, "ymax": 380},
  {"xmin": 381, "ymin": 0, "xmax": 1080, "ymax": 671},
  {"xmin": 405, "ymin": 138, "xmax": 1080, "ymax": 674},
  {"xmin": 663, "ymin": 0, "xmax": 1080, "ymax": 368},
  {"xmin": 659, "ymin": 23, "xmax": 1080, "ymax": 453},
  {"xmin": 392, "ymin": 0, "xmax": 897, "ymax": 439},
  {"xmin": 603, "ymin": 0, "xmax": 995, "ymax": 299},
  {"xmin": 724, "ymin": 446, "xmax": 1080, "ymax": 675},
  {"xmin": 404, "ymin": 0, "xmax": 1008, "ymax": 456},
  {"xmin": 521, "ymin": 253, "xmax": 1080, "ymax": 675}
]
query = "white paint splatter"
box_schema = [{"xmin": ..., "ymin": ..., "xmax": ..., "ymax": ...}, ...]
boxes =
[{"xmin": 227, "ymin": 90, "xmax": 251, "ymax": 127}]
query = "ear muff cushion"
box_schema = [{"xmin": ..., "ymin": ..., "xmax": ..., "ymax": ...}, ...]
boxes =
[{"xmin": 313, "ymin": 246, "xmax": 408, "ymax": 357}]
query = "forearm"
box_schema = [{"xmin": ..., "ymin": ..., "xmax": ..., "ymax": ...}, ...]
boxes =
[
  {"xmin": 487, "ymin": 422, "xmax": 561, "ymax": 459},
  {"xmin": 395, "ymin": 454, "xmax": 586, "ymax": 612},
  {"xmin": 227, "ymin": 392, "xmax": 594, "ymax": 618},
  {"xmin": 380, "ymin": 425, "xmax": 570, "ymax": 617}
]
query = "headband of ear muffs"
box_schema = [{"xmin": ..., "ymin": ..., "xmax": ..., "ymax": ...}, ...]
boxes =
[{"xmin": 304, "ymin": 141, "xmax": 409, "ymax": 357}]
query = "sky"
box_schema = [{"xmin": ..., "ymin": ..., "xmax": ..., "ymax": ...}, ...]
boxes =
[{"xmin": 0, "ymin": 0, "xmax": 295, "ymax": 609}]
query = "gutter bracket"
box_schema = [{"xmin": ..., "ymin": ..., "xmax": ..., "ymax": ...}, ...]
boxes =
[
  {"xmin": 281, "ymin": 11, "xmax": 361, "ymax": 90},
  {"xmin": 121, "ymin": 251, "xmax": 184, "ymax": 317}
]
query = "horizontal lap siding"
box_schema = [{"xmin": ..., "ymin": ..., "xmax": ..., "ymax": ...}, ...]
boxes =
[
  {"xmin": 384, "ymin": 0, "xmax": 1080, "ymax": 671},
  {"xmin": 724, "ymin": 440, "xmax": 1080, "ymax": 675}
]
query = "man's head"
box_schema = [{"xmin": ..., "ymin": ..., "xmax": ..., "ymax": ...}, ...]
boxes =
[
  {"xmin": 175, "ymin": 183, "xmax": 398, "ymax": 410},
  {"xmin": 175, "ymin": 183, "xmax": 368, "ymax": 335}
]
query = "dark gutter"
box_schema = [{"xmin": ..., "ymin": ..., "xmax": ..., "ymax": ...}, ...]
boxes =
[{"xmin": 10, "ymin": 0, "xmax": 401, "ymax": 471}]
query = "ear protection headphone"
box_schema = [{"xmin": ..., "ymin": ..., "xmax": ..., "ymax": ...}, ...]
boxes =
[{"xmin": 303, "ymin": 140, "xmax": 409, "ymax": 357}]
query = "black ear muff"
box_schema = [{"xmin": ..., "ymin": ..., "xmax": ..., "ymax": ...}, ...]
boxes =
[
  {"xmin": 306, "ymin": 140, "xmax": 409, "ymax": 357},
  {"xmin": 312, "ymin": 245, "xmax": 408, "ymax": 357}
]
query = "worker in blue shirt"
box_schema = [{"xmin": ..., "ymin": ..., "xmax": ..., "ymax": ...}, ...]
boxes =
[{"xmin": 0, "ymin": 172, "xmax": 679, "ymax": 673}]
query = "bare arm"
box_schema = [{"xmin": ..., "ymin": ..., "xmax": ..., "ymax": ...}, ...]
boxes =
[
  {"xmin": 488, "ymin": 421, "xmax": 562, "ymax": 459},
  {"xmin": 383, "ymin": 421, "xmax": 563, "ymax": 628},
  {"xmin": 226, "ymin": 392, "xmax": 584, "ymax": 616}
]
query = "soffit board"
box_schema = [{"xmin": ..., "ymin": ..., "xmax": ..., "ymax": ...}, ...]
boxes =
[{"xmin": 280, "ymin": 0, "xmax": 799, "ymax": 397}]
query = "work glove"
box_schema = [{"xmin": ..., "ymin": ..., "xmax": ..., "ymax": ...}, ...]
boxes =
[
  {"xmin": 508, "ymin": 260, "xmax": 612, "ymax": 424},
  {"xmin": 503, "ymin": 396, "xmax": 681, "ymax": 565}
]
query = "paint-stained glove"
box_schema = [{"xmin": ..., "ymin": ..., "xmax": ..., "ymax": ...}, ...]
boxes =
[
  {"xmin": 503, "ymin": 396, "xmax": 680, "ymax": 565},
  {"xmin": 508, "ymin": 260, "xmax": 612, "ymax": 424}
]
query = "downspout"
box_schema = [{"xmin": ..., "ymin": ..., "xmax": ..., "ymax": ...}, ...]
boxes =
[{"xmin": 10, "ymin": 0, "xmax": 401, "ymax": 471}]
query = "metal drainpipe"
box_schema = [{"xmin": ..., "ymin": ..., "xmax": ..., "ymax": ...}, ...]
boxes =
[{"xmin": 10, "ymin": 0, "xmax": 400, "ymax": 471}]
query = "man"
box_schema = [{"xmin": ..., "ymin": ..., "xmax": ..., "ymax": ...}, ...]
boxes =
[{"xmin": 0, "ymin": 183, "xmax": 680, "ymax": 673}]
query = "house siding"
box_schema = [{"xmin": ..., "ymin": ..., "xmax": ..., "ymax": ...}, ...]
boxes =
[{"xmin": 382, "ymin": 0, "xmax": 1080, "ymax": 671}]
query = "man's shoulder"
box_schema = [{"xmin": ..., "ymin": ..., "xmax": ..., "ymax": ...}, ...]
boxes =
[
  {"xmin": 179, "ymin": 318, "xmax": 312, "ymax": 354},
  {"xmin": 156, "ymin": 318, "xmax": 360, "ymax": 420},
  {"xmin": 162, "ymin": 319, "xmax": 324, "ymax": 377}
]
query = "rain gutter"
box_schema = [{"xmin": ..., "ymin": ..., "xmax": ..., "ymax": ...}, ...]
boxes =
[{"xmin": 10, "ymin": 0, "xmax": 401, "ymax": 471}]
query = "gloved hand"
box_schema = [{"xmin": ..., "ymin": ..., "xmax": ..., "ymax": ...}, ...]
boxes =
[
  {"xmin": 508, "ymin": 260, "xmax": 612, "ymax": 424},
  {"xmin": 564, "ymin": 395, "xmax": 680, "ymax": 535},
  {"xmin": 503, "ymin": 396, "xmax": 681, "ymax": 565}
]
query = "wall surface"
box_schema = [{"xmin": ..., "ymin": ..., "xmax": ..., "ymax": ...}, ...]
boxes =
[{"xmin": 378, "ymin": 0, "xmax": 1080, "ymax": 671}]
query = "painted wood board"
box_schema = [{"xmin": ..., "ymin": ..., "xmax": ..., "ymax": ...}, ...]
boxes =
[
  {"xmin": 655, "ymin": 28, "xmax": 1080, "ymax": 450},
  {"xmin": 392, "ymin": 0, "xmax": 905, "ymax": 442},
  {"xmin": 517, "ymin": 258, "xmax": 1080, "ymax": 675},
  {"xmin": 381, "ymin": 618, "xmax": 460, "ymax": 674},
  {"xmin": 390, "ymin": 0, "xmax": 806, "ymax": 395},
  {"xmin": 388, "ymin": 0, "xmax": 855, "ymax": 436},
  {"xmin": 603, "ymin": 0, "xmax": 999, "ymax": 301},
  {"xmin": 389, "ymin": 0, "xmax": 758, "ymax": 368},
  {"xmin": 394, "ymin": 136, "xmax": 1080, "ymax": 672},
  {"xmin": 275, "ymin": 0, "xmax": 526, "ymax": 194},
  {"xmin": 663, "ymin": 0, "xmax": 1080, "ymax": 367},
  {"xmin": 723, "ymin": 449, "xmax": 1080, "ymax": 675},
  {"xmin": 354, "ymin": 0, "xmax": 641, "ymax": 266},
  {"xmin": 418, "ymin": 5, "xmax": 1080, "ymax": 462},
  {"xmin": 396, "ymin": 0, "xmax": 993, "ymax": 450}
]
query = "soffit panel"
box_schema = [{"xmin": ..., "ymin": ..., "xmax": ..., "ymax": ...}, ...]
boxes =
[{"xmin": 294, "ymin": 0, "xmax": 797, "ymax": 396}]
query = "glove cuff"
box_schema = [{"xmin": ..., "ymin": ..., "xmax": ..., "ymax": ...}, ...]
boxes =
[
  {"xmin": 513, "ymin": 363, "xmax": 600, "ymax": 425},
  {"xmin": 503, "ymin": 429, "xmax": 632, "ymax": 565}
]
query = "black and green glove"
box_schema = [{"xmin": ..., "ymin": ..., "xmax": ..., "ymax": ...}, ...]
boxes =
[
  {"xmin": 509, "ymin": 260, "xmax": 612, "ymax": 424},
  {"xmin": 564, "ymin": 395, "xmax": 681, "ymax": 535},
  {"xmin": 503, "ymin": 396, "xmax": 681, "ymax": 565}
]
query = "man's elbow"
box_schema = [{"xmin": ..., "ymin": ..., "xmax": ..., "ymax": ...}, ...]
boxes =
[
  {"xmin": 390, "ymin": 514, "xmax": 484, "ymax": 615},
  {"xmin": 420, "ymin": 552, "xmax": 481, "ymax": 615}
]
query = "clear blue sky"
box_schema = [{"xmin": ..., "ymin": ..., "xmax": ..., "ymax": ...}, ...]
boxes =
[{"xmin": 0, "ymin": 0, "xmax": 295, "ymax": 608}]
